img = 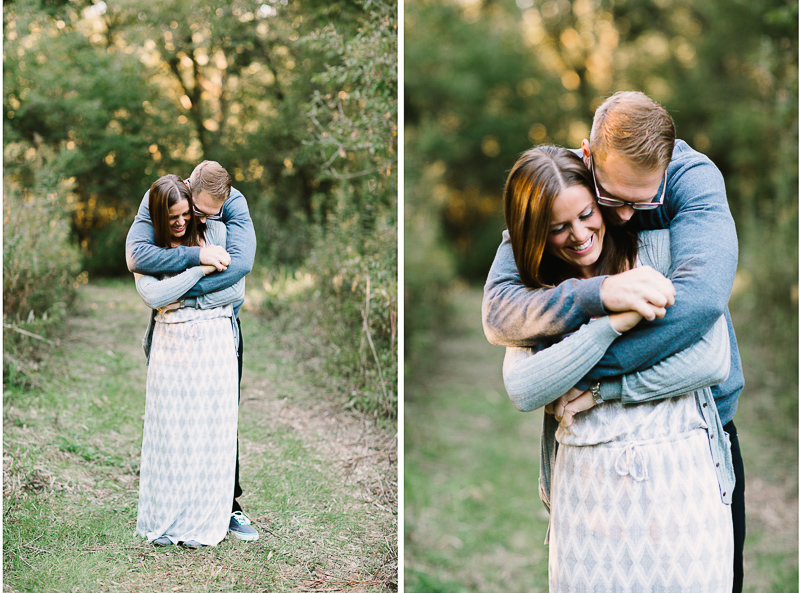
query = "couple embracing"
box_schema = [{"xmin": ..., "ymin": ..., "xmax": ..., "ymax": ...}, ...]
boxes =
[
  {"xmin": 485, "ymin": 91, "xmax": 746, "ymax": 592},
  {"xmin": 125, "ymin": 161, "xmax": 258, "ymax": 549}
]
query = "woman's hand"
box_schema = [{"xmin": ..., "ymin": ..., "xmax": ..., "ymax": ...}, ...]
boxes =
[
  {"xmin": 545, "ymin": 386, "xmax": 595, "ymax": 424},
  {"xmin": 199, "ymin": 245, "xmax": 230, "ymax": 272},
  {"xmin": 608, "ymin": 310, "xmax": 644, "ymax": 333},
  {"xmin": 201, "ymin": 264, "xmax": 218, "ymax": 275},
  {"xmin": 560, "ymin": 390, "xmax": 597, "ymax": 427},
  {"xmin": 545, "ymin": 386, "xmax": 598, "ymax": 427}
]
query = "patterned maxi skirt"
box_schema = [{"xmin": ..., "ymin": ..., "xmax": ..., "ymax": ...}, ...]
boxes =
[
  {"xmin": 548, "ymin": 398, "xmax": 733, "ymax": 592},
  {"xmin": 136, "ymin": 305, "xmax": 239, "ymax": 546}
]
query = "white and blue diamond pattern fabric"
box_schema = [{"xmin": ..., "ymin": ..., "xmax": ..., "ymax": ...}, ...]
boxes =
[
  {"xmin": 548, "ymin": 393, "xmax": 734, "ymax": 592},
  {"xmin": 136, "ymin": 303, "xmax": 238, "ymax": 546}
]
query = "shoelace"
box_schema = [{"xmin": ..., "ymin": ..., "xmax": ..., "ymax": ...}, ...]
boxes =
[{"xmin": 232, "ymin": 511, "xmax": 251, "ymax": 525}]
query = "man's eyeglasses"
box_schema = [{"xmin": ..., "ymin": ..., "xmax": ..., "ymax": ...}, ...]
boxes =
[
  {"xmin": 590, "ymin": 155, "xmax": 667, "ymax": 211},
  {"xmin": 192, "ymin": 205, "xmax": 223, "ymax": 221}
]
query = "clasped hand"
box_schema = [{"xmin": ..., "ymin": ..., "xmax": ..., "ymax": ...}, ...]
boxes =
[
  {"xmin": 199, "ymin": 245, "xmax": 231, "ymax": 273},
  {"xmin": 600, "ymin": 266, "xmax": 675, "ymax": 321}
]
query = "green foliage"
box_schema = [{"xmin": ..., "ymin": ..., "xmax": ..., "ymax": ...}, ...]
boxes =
[
  {"xmin": 2, "ymin": 0, "xmax": 392, "ymax": 275},
  {"xmin": 405, "ymin": 0, "xmax": 568, "ymax": 280},
  {"xmin": 403, "ymin": 143, "xmax": 458, "ymax": 377},
  {"xmin": 277, "ymin": 0, "xmax": 397, "ymax": 416},
  {"xmin": 301, "ymin": 0, "xmax": 398, "ymax": 215},
  {"xmin": 304, "ymin": 207, "xmax": 398, "ymax": 418},
  {"xmin": 3, "ymin": 157, "xmax": 83, "ymax": 380},
  {"xmin": 4, "ymin": 6, "xmax": 189, "ymax": 273}
]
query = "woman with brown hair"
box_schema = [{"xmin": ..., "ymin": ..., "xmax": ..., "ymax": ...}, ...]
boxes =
[
  {"xmin": 133, "ymin": 174, "xmax": 244, "ymax": 549},
  {"xmin": 500, "ymin": 145, "xmax": 734, "ymax": 591}
]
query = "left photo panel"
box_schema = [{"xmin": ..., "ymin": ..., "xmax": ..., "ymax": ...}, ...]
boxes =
[{"xmin": 3, "ymin": 0, "xmax": 398, "ymax": 591}]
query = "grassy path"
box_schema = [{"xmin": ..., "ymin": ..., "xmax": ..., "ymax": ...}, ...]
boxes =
[
  {"xmin": 4, "ymin": 279, "xmax": 397, "ymax": 593},
  {"xmin": 404, "ymin": 287, "xmax": 797, "ymax": 593}
]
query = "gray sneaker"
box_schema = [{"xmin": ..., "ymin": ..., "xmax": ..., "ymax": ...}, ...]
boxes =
[
  {"xmin": 180, "ymin": 540, "xmax": 204, "ymax": 549},
  {"xmin": 229, "ymin": 511, "xmax": 259, "ymax": 541},
  {"xmin": 152, "ymin": 536, "xmax": 173, "ymax": 547}
]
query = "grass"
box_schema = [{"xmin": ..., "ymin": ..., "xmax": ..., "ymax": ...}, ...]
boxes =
[
  {"xmin": 404, "ymin": 286, "xmax": 797, "ymax": 593},
  {"xmin": 4, "ymin": 277, "xmax": 397, "ymax": 593},
  {"xmin": 404, "ymin": 287, "xmax": 550, "ymax": 593}
]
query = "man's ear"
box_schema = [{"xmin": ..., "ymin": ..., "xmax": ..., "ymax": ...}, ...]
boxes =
[{"xmin": 581, "ymin": 139, "xmax": 591, "ymax": 164}]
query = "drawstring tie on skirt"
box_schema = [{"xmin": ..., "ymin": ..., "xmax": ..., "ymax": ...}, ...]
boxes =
[
  {"xmin": 615, "ymin": 443, "xmax": 649, "ymax": 482},
  {"xmin": 187, "ymin": 321, "xmax": 202, "ymax": 341}
]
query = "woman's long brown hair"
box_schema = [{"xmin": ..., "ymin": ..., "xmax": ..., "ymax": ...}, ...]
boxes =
[
  {"xmin": 503, "ymin": 145, "xmax": 638, "ymax": 288},
  {"xmin": 148, "ymin": 174, "xmax": 203, "ymax": 248}
]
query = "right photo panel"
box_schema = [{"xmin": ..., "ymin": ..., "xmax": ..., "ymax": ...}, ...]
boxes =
[{"xmin": 403, "ymin": 1, "xmax": 798, "ymax": 592}]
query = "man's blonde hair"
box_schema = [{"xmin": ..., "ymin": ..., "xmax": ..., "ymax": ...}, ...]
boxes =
[
  {"xmin": 590, "ymin": 91, "xmax": 675, "ymax": 170},
  {"xmin": 189, "ymin": 160, "xmax": 232, "ymax": 203}
]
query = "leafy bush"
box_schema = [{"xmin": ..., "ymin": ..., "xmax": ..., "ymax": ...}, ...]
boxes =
[
  {"xmin": 3, "ymin": 166, "xmax": 83, "ymax": 381},
  {"xmin": 730, "ymin": 216, "xmax": 798, "ymax": 420},
  {"xmin": 260, "ymin": 0, "xmax": 398, "ymax": 419},
  {"xmin": 248, "ymin": 198, "xmax": 313, "ymax": 270},
  {"xmin": 302, "ymin": 210, "xmax": 398, "ymax": 418}
]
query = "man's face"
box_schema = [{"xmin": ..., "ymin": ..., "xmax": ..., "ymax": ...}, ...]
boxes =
[
  {"xmin": 581, "ymin": 140, "xmax": 666, "ymax": 225},
  {"xmin": 192, "ymin": 190, "xmax": 224, "ymax": 222}
]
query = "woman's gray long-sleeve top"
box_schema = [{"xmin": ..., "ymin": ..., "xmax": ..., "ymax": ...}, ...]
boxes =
[
  {"xmin": 501, "ymin": 230, "xmax": 735, "ymax": 510},
  {"xmin": 134, "ymin": 221, "xmax": 245, "ymax": 364}
]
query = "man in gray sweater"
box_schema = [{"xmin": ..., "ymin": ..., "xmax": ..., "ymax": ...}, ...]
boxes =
[
  {"xmin": 483, "ymin": 92, "xmax": 745, "ymax": 592},
  {"xmin": 126, "ymin": 160, "xmax": 259, "ymax": 542}
]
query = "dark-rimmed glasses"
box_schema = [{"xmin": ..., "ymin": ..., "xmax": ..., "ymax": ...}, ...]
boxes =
[
  {"xmin": 590, "ymin": 155, "xmax": 667, "ymax": 211},
  {"xmin": 192, "ymin": 204, "xmax": 223, "ymax": 221}
]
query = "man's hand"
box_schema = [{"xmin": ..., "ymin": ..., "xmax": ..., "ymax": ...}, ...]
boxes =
[
  {"xmin": 600, "ymin": 266, "xmax": 676, "ymax": 321},
  {"xmin": 199, "ymin": 245, "xmax": 231, "ymax": 272}
]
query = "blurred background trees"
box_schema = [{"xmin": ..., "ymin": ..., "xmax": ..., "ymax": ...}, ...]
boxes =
[
  {"xmin": 404, "ymin": 0, "xmax": 797, "ymax": 404},
  {"xmin": 3, "ymin": 0, "xmax": 397, "ymax": 417}
]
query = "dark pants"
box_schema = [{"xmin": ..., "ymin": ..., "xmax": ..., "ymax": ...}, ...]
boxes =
[
  {"xmin": 232, "ymin": 317, "xmax": 244, "ymax": 513},
  {"xmin": 723, "ymin": 421, "xmax": 746, "ymax": 593}
]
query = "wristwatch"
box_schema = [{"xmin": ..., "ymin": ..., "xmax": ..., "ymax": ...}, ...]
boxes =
[{"xmin": 591, "ymin": 382, "xmax": 603, "ymax": 404}]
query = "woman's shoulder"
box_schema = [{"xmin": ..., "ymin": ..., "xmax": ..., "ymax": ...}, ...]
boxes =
[
  {"xmin": 204, "ymin": 220, "xmax": 227, "ymax": 246},
  {"xmin": 637, "ymin": 228, "xmax": 670, "ymax": 246},
  {"xmin": 636, "ymin": 229, "xmax": 671, "ymax": 273}
]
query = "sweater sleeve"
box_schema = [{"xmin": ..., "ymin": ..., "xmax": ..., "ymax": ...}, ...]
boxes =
[
  {"xmin": 134, "ymin": 268, "xmax": 206, "ymax": 310},
  {"xmin": 483, "ymin": 231, "xmax": 607, "ymax": 347},
  {"xmin": 600, "ymin": 314, "xmax": 730, "ymax": 402},
  {"xmin": 502, "ymin": 316, "xmax": 621, "ymax": 412},
  {"xmin": 196, "ymin": 278, "xmax": 245, "ymax": 309}
]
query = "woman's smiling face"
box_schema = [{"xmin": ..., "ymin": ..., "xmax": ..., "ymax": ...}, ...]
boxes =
[
  {"xmin": 168, "ymin": 198, "xmax": 191, "ymax": 240},
  {"xmin": 545, "ymin": 184, "xmax": 605, "ymax": 278}
]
